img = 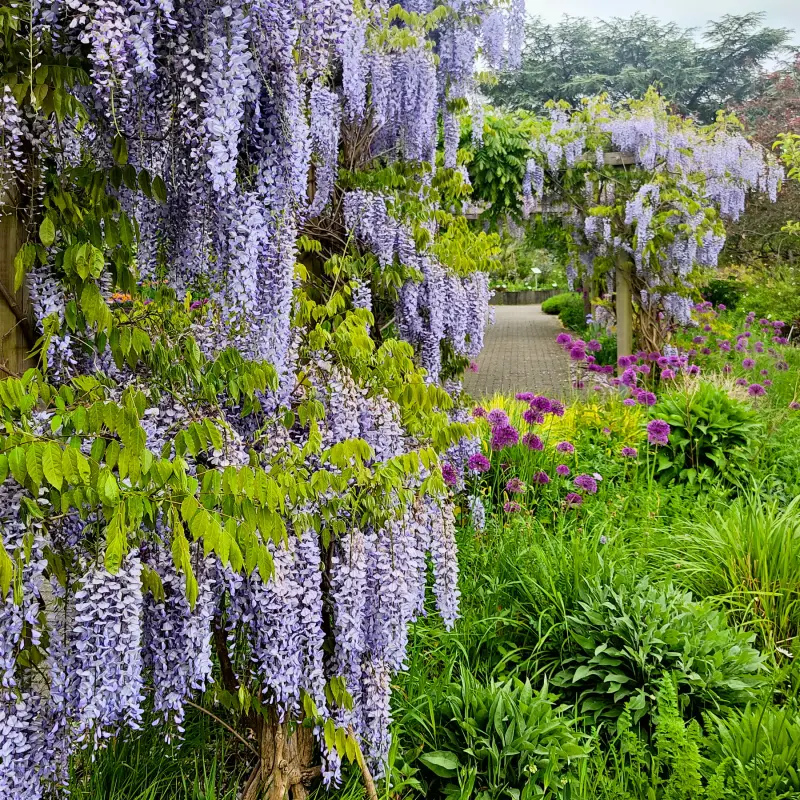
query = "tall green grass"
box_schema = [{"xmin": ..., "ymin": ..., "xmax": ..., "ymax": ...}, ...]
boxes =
[{"xmin": 657, "ymin": 488, "xmax": 800, "ymax": 649}]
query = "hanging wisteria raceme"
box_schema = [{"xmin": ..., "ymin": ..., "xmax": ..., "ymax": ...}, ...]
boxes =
[{"xmin": 0, "ymin": 0, "xmax": 520, "ymax": 796}]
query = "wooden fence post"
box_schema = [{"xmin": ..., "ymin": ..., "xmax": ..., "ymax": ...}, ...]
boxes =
[
  {"xmin": 615, "ymin": 251, "xmax": 633, "ymax": 366},
  {"xmin": 0, "ymin": 196, "xmax": 31, "ymax": 378}
]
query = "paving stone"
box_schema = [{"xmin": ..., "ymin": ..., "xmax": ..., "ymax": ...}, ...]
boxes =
[{"xmin": 463, "ymin": 304, "xmax": 571, "ymax": 399}]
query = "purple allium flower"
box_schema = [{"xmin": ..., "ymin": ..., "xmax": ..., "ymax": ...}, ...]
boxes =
[
  {"xmin": 522, "ymin": 433, "xmax": 544, "ymax": 451},
  {"xmin": 718, "ymin": 304, "xmax": 726, "ymax": 311},
  {"xmin": 491, "ymin": 424, "xmax": 519, "ymax": 451},
  {"xmin": 556, "ymin": 464, "xmax": 570, "ymax": 477},
  {"xmin": 790, "ymin": 402, "xmax": 800, "ymax": 410},
  {"xmin": 718, "ymin": 340, "xmax": 731, "ymax": 352},
  {"xmin": 723, "ymin": 364, "xmax": 732, "ymax": 374},
  {"xmin": 515, "ymin": 392, "xmax": 535, "ymax": 402},
  {"xmin": 621, "ymin": 368, "xmax": 638, "ymax": 387},
  {"xmin": 468, "ymin": 361, "xmax": 479, "ymax": 372},
  {"xmin": 487, "ymin": 409, "xmax": 509, "ymax": 425},
  {"xmin": 661, "ymin": 368, "xmax": 675, "ymax": 380},
  {"xmin": 564, "ymin": 492, "xmax": 583, "ymax": 508},
  {"xmin": 505, "ymin": 477, "xmax": 525, "ymax": 494},
  {"xmin": 441, "ymin": 462, "xmax": 459, "ymax": 486},
  {"xmin": 742, "ymin": 358, "xmax": 755, "ymax": 369},
  {"xmin": 623, "ymin": 398, "xmax": 636, "ymax": 407},
  {"xmin": 549, "ymin": 400, "xmax": 565, "ymax": 417},
  {"xmin": 638, "ymin": 391, "xmax": 657, "ymax": 406},
  {"xmin": 621, "ymin": 446, "xmax": 638, "ymax": 458},
  {"xmin": 760, "ymin": 318, "xmax": 770, "ymax": 326},
  {"xmin": 573, "ymin": 381, "xmax": 585, "ymax": 389},
  {"xmin": 701, "ymin": 347, "xmax": 711, "ymax": 355},
  {"xmin": 503, "ymin": 501, "xmax": 522, "ymax": 513},
  {"xmin": 467, "ymin": 453, "xmax": 491, "ymax": 473},
  {"xmin": 747, "ymin": 383, "xmax": 766, "ymax": 397},
  {"xmin": 569, "ymin": 345, "xmax": 586, "ymax": 361},
  {"xmin": 735, "ymin": 378, "xmax": 748, "ymax": 386},
  {"xmin": 703, "ymin": 324, "xmax": 713, "ymax": 332},
  {"xmin": 523, "ymin": 408, "xmax": 545, "ymax": 425},
  {"xmin": 636, "ymin": 364, "xmax": 652, "ymax": 376},
  {"xmin": 754, "ymin": 342, "xmax": 764, "ymax": 353},
  {"xmin": 764, "ymin": 380, "xmax": 773, "ymax": 386},
  {"xmin": 646, "ymin": 419, "xmax": 671, "ymax": 446},
  {"xmin": 776, "ymin": 361, "xmax": 789, "ymax": 371},
  {"xmin": 687, "ymin": 365, "xmax": 700, "ymax": 376},
  {"xmin": 533, "ymin": 470, "xmax": 550, "ymax": 485},
  {"xmin": 472, "ymin": 406, "xmax": 487, "ymax": 419},
  {"xmin": 602, "ymin": 427, "xmax": 611, "ymax": 435},
  {"xmin": 573, "ymin": 474, "xmax": 598, "ymax": 494},
  {"xmin": 692, "ymin": 336, "xmax": 706, "ymax": 345},
  {"xmin": 531, "ymin": 396, "xmax": 553, "ymax": 412},
  {"xmin": 556, "ymin": 441, "xmax": 575, "ymax": 454},
  {"xmin": 773, "ymin": 320, "xmax": 785, "ymax": 328},
  {"xmin": 760, "ymin": 369, "xmax": 769, "ymax": 376},
  {"xmin": 556, "ymin": 333, "xmax": 573, "ymax": 345},
  {"xmin": 587, "ymin": 339, "xmax": 602, "ymax": 352}
]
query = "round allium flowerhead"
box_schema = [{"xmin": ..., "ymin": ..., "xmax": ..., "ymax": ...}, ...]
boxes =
[
  {"xmin": 602, "ymin": 427, "xmax": 611, "ymax": 435},
  {"xmin": 472, "ymin": 406, "xmax": 487, "ymax": 419},
  {"xmin": 556, "ymin": 441, "xmax": 575, "ymax": 454},
  {"xmin": 718, "ymin": 304, "xmax": 726, "ymax": 311},
  {"xmin": 701, "ymin": 348, "xmax": 711, "ymax": 355},
  {"xmin": 522, "ymin": 433, "xmax": 544, "ymax": 451},
  {"xmin": 468, "ymin": 361, "xmax": 479, "ymax": 372},
  {"xmin": 703, "ymin": 324, "xmax": 713, "ymax": 332},
  {"xmin": 646, "ymin": 419, "xmax": 671, "ymax": 446},
  {"xmin": 441, "ymin": 462, "xmax": 459, "ymax": 487},
  {"xmin": 718, "ymin": 340, "xmax": 731, "ymax": 352},
  {"xmin": 742, "ymin": 358, "xmax": 755, "ymax": 369},
  {"xmin": 491, "ymin": 424, "xmax": 519, "ymax": 451},
  {"xmin": 531, "ymin": 396, "xmax": 553, "ymax": 412},
  {"xmin": 687, "ymin": 365, "xmax": 701, "ymax": 376},
  {"xmin": 556, "ymin": 464, "xmax": 570, "ymax": 477},
  {"xmin": 623, "ymin": 398, "xmax": 636, "ymax": 407},
  {"xmin": 661, "ymin": 368, "xmax": 675, "ymax": 380},
  {"xmin": 549, "ymin": 400, "xmax": 565, "ymax": 417},
  {"xmin": 621, "ymin": 446, "xmax": 638, "ymax": 458},
  {"xmin": 532, "ymin": 470, "xmax": 550, "ymax": 485},
  {"xmin": 587, "ymin": 339, "xmax": 602, "ymax": 352},
  {"xmin": 564, "ymin": 492, "xmax": 583, "ymax": 508},
  {"xmin": 523, "ymin": 408, "xmax": 545, "ymax": 425},
  {"xmin": 723, "ymin": 364, "xmax": 732, "ymax": 374},
  {"xmin": 789, "ymin": 402, "xmax": 800, "ymax": 410},
  {"xmin": 760, "ymin": 369, "xmax": 769, "ymax": 377},
  {"xmin": 735, "ymin": 378, "xmax": 748, "ymax": 386},
  {"xmin": 487, "ymin": 408, "xmax": 509, "ymax": 425},
  {"xmin": 573, "ymin": 474, "xmax": 598, "ymax": 494},
  {"xmin": 468, "ymin": 453, "xmax": 491, "ymax": 473},
  {"xmin": 556, "ymin": 333, "xmax": 573, "ymax": 346},
  {"xmin": 764, "ymin": 380, "xmax": 773, "ymax": 387},
  {"xmin": 515, "ymin": 392, "xmax": 535, "ymax": 402},
  {"xmin": 505, "ymin": 477, "xmax": 525, "ymax": 494},
  {"xmin": 692, "ymin": 336, "xmax": 706, "ymax": 345},
  {"xmin": 569, "ymin": 345, "xmax": 586, "ymax": 361},
  {"xmin": 503, "ymin": 500, "xmax": 522, "ymax": 514},
  {"xmin": 747, "ymin": 383, "xmax": 766, "ymax": 397},
  {"xmin": 776, "ymin": 361, "xmax": 789, "ymax": 372},
  {"xmin": 638, "ymin": 391, "xmax": 657, "ymax": 406}
]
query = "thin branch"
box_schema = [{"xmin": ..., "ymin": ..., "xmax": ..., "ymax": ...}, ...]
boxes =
[{"xmin": 184, "ymin": 699, "xmax": 259, "ymax": 758}]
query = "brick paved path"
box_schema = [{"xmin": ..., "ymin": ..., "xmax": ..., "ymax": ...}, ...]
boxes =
[{"xmin": 463, "ymin": 304, "xmax": 570, "ymax": 399}]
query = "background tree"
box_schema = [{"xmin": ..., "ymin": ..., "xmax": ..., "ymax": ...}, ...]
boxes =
[
  {"xmin": 724, "ymin": 56, "xmax": 800, "ymax": 264},
  {"xmin": 489, "ymin": 13, "xmax": 794, "ymax": 123}
]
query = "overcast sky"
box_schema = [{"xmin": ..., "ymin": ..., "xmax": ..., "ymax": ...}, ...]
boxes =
[{"xmin": 529, "ymin": 0, "xmax": 799, "ymax": 46}]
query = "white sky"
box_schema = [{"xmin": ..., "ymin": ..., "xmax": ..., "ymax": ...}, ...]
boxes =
[{"xmin": 528, "ymin": 0, "xmax": 800, "ymax": 48}]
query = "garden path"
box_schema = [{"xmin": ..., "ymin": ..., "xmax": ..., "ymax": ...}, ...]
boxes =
[{"xmin": 463, "ymin": 304, "xmax": 571, "ymax": 399}]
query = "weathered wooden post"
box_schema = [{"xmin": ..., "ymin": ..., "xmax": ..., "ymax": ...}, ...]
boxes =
[
  {"xmin": 615, "ymin": 251, "xmax": 633, "ymax": 364},
  {"xmin": 0, "ymin": 191, "xmax": 31, "ymax": 378}
]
